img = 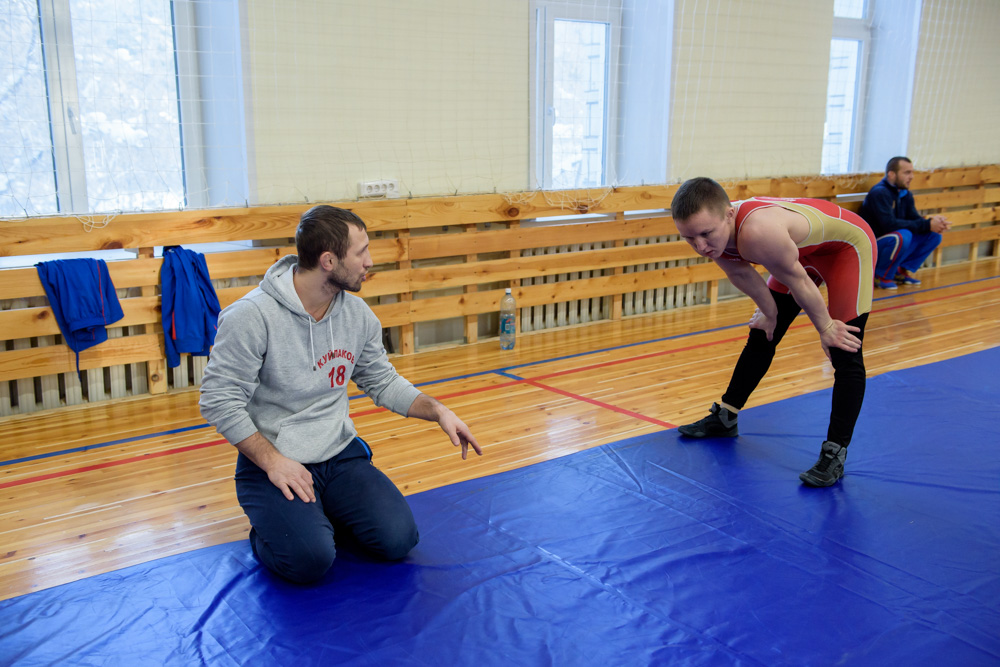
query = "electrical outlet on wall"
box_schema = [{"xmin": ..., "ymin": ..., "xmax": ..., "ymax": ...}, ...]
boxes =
[{"xmin": 357, "ymin": 179, "xmax": 400, "ymax": 199}]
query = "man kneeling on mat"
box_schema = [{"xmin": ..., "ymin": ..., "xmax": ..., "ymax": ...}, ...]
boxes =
[
  {"xmin": 201, "ymin": 205, "xmax": 481, "ymax": 583},
  {"xmin": 671, "ymin": 178, "xmax": 877, "ymax": 487}
]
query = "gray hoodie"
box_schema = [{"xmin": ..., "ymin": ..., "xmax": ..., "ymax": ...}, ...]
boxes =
[{"xmin": 199, "ymin": 255, "xmax": 421, "ymax": 463}]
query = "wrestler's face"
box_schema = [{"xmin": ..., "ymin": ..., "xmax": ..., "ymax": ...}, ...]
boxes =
[
  {"xmin": 889, "ymin": 160, "xmax": 914, "ymax": 190},
  {"xmin": 676, "ymin": 207, "xmax": 735, "ymax": 259},
  {"xmin": 324, "ymin": 224, "xmax": 373, "ymax": 293}
]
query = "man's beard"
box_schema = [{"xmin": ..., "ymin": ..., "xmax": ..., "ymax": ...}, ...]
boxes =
[{"xmin": 326, "ymin": 268, "xmax": 363, "ymax": 293}]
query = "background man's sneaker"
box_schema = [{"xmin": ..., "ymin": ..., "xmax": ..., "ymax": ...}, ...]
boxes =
[
  {"xmin": 799, "ymin": 441, "xmax": 847, "ymax": 487},
  {"xmin": 875, "ymin": 278, "xmax": 897, "ymax": 290},
  {"xmin": 678, "ymin": 402, "xmax": 738, "ymax": 438},
  {"xmin": 895, "ymin": 269, "xmax": 921, "ymax": 285}
]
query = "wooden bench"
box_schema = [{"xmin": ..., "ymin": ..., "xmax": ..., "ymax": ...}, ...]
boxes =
[{"xmin": 1, "ymin": 166, "xmax": 998, "ymax": 415}]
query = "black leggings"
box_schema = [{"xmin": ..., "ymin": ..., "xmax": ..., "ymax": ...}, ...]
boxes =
[{"xmin": 721, "ymin": 290, "xmax": 868, "ymax": 447}]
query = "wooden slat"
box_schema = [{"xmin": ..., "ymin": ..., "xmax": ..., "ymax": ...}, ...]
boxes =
[
  {"xmin": 217, "ymin": 284, "xmax": 257, "ymax": 309},
  {"xmin": 913, "ymin": 166, "xmax": 994, "ymax": 189},
  {"xmin": 0, "ymin": 242, "xmax": 401, "ymax": 302},
  {"xmin": 407, "ymin": 216, "xmax": 674, "ymax": 260},
  {"xmin": 371, "ymin": 261, "xmax": 740, "ymax": 327},
  {"xmin": 981, "ymin": 165, "xmax": 1000, "ymax": 183},
  {"xmin": 463, "ymin": 225, "xmax": 478, "ymax": 344},
  {"xmin": 0, "ymin": 210, "xmax": 299, "ymax": 256},
  {"xmin": 0, "ymin": 333, "xmax": 162, "ymax": 382},
  {"xmin": 405, "ymin": 186, "xmax": 680, "ymax": 228},
  {"xmin": 947, "ymin": 206, "xmax": 1000, "ymax": 226},
  {"xmin": 0, "ymin": 297, "xmax": 160, "ymax": 338},
  {"xmin": 0, "ymin": 199, "xmax": 410, "ymax": 255},
  {"xmin": 362, "ymin": 241, "xmax": 699, "ymax": 297},
  {"xmin": 941, "ymin": 224, "xmax": 1000, "ymax": 247},
  {"xmin": 914, "ymin": 189, "xmax": 986, "ymax": 210},
  {"xmin": 0, "ymin": 257, "xmax": 162, "ymax": 300},
  {"xmin": 409, "ymin": 241, "xmax": 696, "ymax": 291},
  {"xmin": 397, "ymin": 230, "xmax": 416, "ymax": 355},
  {"xmin": 204, "ymin": 247, "xmax": 292, "ymax": 278}
]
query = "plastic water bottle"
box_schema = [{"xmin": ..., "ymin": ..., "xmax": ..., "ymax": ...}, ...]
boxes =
[{"xmin": 500, "ymin": 288, "xmax": 516, "ymax": 350}]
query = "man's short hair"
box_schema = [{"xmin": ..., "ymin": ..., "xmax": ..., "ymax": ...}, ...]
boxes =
[
  {"xmin": 671, "ymin": 177, "xmax": 731, "ymax": 222},
  {"xmin": 296, "ymin": 205, "xmax": 367, "ymax": 270},
  {"xmin": 886, "ymin": 156, "xmax": 912, "ymax": 175}
]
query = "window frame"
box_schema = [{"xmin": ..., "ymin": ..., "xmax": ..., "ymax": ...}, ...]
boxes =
[
  {"xmin": 22, "ymin": 0, "xmax": 224, "ymax": 216},
  {"xmin": 37, "ymin": 0, "xmax": 89, "ymax": 212},
  {"xmin": 530, "ymin": 0, "xmax": 622, "ymax": 190},
  {"xmin": 822, "ymin": 3, "xmax": 874, "ymax": 174}
]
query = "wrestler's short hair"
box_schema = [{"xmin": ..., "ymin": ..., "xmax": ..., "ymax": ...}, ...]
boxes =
[{"xmin": 671, "ymin": 177, "xmax": 731, "ymax": 223}]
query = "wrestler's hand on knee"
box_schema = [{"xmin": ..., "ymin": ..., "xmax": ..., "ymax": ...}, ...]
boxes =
[
  {"xmin": 749, "ymin": 308, "xmax": 777, "ymax": 340},
  {"xmin": 819, "ymin": 320, "xmax": 862, "ymax": 358},
  {"xmin": 267, "ymin": 456, "xmax": 316, "ymax": 503}
]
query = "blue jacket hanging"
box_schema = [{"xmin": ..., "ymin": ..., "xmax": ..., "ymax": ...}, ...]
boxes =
[
  {"xmin": 35, "ymin": 258, "xmax": 125, "ymax": 372},
  {"xmin": 161, "ymin": 246, "xmax": 222, "ymax": 368}
]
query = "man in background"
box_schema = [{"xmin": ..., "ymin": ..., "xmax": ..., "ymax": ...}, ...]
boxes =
[{"xmin": 860, "ymin": 156, "xmax": 950, "ymax": 290}]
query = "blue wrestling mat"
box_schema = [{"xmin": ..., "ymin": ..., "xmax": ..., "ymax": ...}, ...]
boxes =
[{"xmin": 2, "ymin": 349, "xmax": 999, "ymax": 666}]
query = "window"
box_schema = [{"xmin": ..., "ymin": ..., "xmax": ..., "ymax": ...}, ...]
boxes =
[
  {"xmin": 833, "ymin": 0, "xmax": 866, "ymax": 20},
  {"xmin": 1, "ymin": 1, "xmax": 58, "ymax": 216},
  {"xmin": 0, "ymin": 0, "xmax": 246, "ymax": 218},
  {"xmin": 531, "ymin": 1, "xmax": 621, "ymax": 190},
  {"xmin": 821, "ymin": 1, "xmax": 871, "ymax": 174}
]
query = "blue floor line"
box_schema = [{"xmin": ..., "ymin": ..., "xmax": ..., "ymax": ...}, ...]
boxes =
[
  {"xmin": 0, "ymin": 424, "xmax": 212, "ymax": 467},
  {"xmin": 8, "ymin": 274, "xmax": 996, "ymax": 468}
]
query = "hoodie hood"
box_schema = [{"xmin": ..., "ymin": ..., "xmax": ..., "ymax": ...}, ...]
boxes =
[{"xmin": 259, "ymin": 255, "xmax": 344, "ymax": 322}]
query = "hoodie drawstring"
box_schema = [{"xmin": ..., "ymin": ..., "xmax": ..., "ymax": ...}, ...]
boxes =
[
  {"xmin": 328, "ymin": 318, "xmax": 335, "ymax": 365},
  {"xmin": 309, "ymin": 321, "xmax": 316, "ymax": 371}
]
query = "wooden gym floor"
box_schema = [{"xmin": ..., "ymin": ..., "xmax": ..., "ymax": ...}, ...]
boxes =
[{"xmin": 1, "ymin": 259, "xmax": 998, "ymax": 602}]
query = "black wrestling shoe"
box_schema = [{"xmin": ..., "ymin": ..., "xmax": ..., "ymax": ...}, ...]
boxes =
[
  {"xmin": 678, "ymin": 402, "xmax": 738, "ymax": 438},
  {"xmin": 799, "ymin": 441, "xmax": 847, "ymax": 487}
]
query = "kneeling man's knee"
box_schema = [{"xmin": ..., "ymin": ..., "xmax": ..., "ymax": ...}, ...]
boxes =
[
  {"xmin": 366, "ymin": 518, "xmax": 419, "ymax": 561},
  {"xmin": 265, "ymin": 538, "xmax": 337, "ymax": 584}
]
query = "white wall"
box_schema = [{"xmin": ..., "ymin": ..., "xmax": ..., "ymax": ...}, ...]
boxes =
[
  {"xmin": 617, "ymin": 0, "xmax": 673, "ymax": 186},
  {"xmin": 908, "ymin": 0, "xmax": 1000, "ymax": 168},
  {"xmin": 235, "ymin": 0, "xmax": 998, "ymax": 203},
  {"xmin": 669, "ymin": 0, "xmax": 834, "ymax": 181},
  {"xmin": 859, "ymin": 0, "xmax": 922, "ymax": 173},
  {"xmin": 243, "ymin": 0, "xmax": 529, "ymax": 204}
]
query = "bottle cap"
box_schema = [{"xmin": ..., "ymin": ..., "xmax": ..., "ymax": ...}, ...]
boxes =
[{"xmin": 505, "ymin": 288, "xmax": 511, "ymax": 293}]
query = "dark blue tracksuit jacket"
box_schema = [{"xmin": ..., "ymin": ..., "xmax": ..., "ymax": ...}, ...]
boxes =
[
  {"xmin": 161, "ymin": 246, "xmax": 221, "ymax": 368},
  {"xmin": 859, "ymin": 177, "xmax": 931, "ymax": 238}
]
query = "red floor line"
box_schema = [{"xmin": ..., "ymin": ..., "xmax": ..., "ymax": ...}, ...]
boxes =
[
  {"xmin": 350, "ymin": 284, "xmax": 1000, "ymax": 418},
  {"xmin": 10, "ymin": 281, "xmax": 998, "ymax": 489},
  {"xmin": 0, "ymin": 440, "xmax": 228, "ymax": 490},
  {"xmin": 524, "ymin": 379, "xmax": 676, "ymax": 429},
  {"xmin": 346, "ymin": 334, "xmax": 752, "ymax": 420},
  {"xmin": 529, "ymin": 334, "xmax": 751, "ymax": 383}
]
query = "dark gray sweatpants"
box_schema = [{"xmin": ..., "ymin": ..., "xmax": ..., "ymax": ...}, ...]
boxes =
[{"xmin": 235, "ymin": 437, "xmax": 418, "ymax": 583}]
